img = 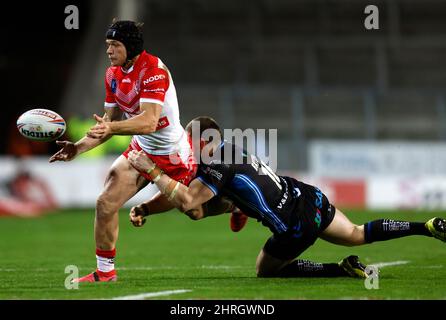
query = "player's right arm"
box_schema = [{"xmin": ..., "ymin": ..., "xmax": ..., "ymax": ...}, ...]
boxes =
[
  {"xmin": 129, "ymin": 193, "xmax": 234, "ymax": 227},
  {"xmin": 49, "ymin": 107, "xmax": 122, "ymax": 163},
  {"xmin": 127, "ymin": 150, "xmax": 232, "ymax": 226}
]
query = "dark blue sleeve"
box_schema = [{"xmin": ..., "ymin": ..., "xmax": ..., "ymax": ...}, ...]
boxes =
[{"xmin": 196, "ymin": 163, "xmax": 232, "ymax": 196}]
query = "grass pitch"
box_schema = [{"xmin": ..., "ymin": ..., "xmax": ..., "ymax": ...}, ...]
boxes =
[{"xmin": 0, "ymin": 209, "xmax": 445, "ymax": 300}]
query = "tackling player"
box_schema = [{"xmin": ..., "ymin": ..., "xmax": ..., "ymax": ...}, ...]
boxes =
[
  {"xmin": 49, "ymin": 20, "xmax": 198, "ymax": 283},
  {"xmin": 128, "ymin": 116, "xmax": 446, "ymax": 278}
]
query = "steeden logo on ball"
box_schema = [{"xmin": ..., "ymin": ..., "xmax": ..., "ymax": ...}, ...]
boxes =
[{"xmin": 17, "ymin": 108, "xmax": 66, "ymax": 142}]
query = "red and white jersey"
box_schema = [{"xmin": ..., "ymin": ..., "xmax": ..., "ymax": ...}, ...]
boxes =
[{"xmin": 104, "ymin": 51, "xmax": 188, "ymax": 156}]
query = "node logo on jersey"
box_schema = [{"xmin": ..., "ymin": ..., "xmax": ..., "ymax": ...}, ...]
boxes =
[
  {"xmin": 111, "ymin": 79, "xmax": 117, "ymax": 93},
  {"xmin": 143, "ymin": 74, "xmax": 166, "ymax": 86}
]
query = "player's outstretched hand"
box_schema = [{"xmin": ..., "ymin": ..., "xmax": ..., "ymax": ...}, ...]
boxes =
[
  {"xmin": 87, "ymin": 114, "xmax": 112, "ymax": 139},
  {"xmin": 49, "ymin": 141, "xmax": 79, "ymax": 163},
  {"xmin": 129, "ymin": 205, "xmax": 147, "ymax": 227},
  {"xmin": 128, "ymin": 150, "xmax": 155, "ymax": 172}
]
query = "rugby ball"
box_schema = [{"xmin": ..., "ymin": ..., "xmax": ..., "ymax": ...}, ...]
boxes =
[{"xmin": 17, "ymin": 109, "xmax": 66, "ymax": 142}]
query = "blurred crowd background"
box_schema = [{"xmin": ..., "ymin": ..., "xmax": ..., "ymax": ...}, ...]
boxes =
[{"xmin": 2, "ymin": 0, "xmax": 446, "ymax": 212}]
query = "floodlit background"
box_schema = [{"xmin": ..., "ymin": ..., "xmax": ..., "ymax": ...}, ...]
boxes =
[
  {"xmin": 2, "ymin": 0, "xmax": 446, "ymax": 301},
  {"xmin": 2, "ymin": 0, "xmax": 446, "ymax": 213}
]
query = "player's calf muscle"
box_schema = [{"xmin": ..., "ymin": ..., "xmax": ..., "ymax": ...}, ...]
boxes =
[
  {"xmin": 344, "ymin": 225, "xmax": 366, "ymax": 246},
  {"xmin": 323, "ymin": 225, "xmax": 366, "ymax": 246}
]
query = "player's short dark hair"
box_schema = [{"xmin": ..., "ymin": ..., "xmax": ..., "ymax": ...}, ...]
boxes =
[{"xmin": 185, "ymin": 116, "xmax": 223, "ymax": 141}]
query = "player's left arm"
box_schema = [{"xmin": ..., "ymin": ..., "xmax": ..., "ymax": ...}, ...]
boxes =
[
  {"xmin": 178, "ymin": 179, "xmax": 217, "ymax": 220},
  {"xmin": 135, "ymin": 172, "xmax": 215, "ymax": 220}
]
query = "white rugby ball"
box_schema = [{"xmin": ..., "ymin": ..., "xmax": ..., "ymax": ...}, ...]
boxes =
[{"xmin": 17, "ymin": 109, "xmax": 66, "ymax": 142}]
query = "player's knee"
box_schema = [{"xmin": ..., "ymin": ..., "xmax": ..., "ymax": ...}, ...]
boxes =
[
  {"xmin": 256, "ymin": 266, "xmax": 268, "ymax": 278},
  {"xmin": 104, "ymin": 166, "xmax": 121, "ymax": 184},
  {"xmin": 186, "ymin": 212, "xmax": 202, "ymax": 220},
  {"xmin": 255, "ymin": 259, "xmax": 278, "ymax": 278},
  {"xmin": 96, "ymin": 195, "xmax": 118, "ymax": 217},
  {"xmin": 256, "ymin": 266, "xmax": 276, "ymax": 278},
  {"xmin": 256, "ymin": 270, "xmax": 266, "ymax": 278},
  {"xmin": 255, "ymin": 259, "xmax": 264, "ymax": 277}
]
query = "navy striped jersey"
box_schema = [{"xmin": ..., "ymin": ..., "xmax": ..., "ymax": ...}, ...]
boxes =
[{"xmin": 196, "ymin": 141, "xmax": 300, "ymax": 234}]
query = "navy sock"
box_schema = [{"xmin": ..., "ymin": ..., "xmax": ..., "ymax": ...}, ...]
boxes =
[
  {"xmin": 277, "ymin": 260, "xmax": 348, "ymax": 278},
  {"xmin": 364, "ymin": 219, "xmax": 432, "ymax": 243}
]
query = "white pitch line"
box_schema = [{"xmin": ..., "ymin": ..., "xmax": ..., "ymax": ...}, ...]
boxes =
[
  {"xmin": 406, "ymin": 265, "xmax": 443, "ymax": 269},
  {"xmin": 0, "ymin": 262, "xmax": 412, "ymax": 273},
  {"xmin": 112, "ymin": 289, "xmax": 192, "ymax": 300},
  {"xmin": 0, "ymin": 265, "xmax": 249, "ymax": 272},
  {"xmin": 116, "ymin": 265, "xmax": 247, "ymax": 271},
  {"xmin": 370, "ymin": 260, "xmax": 409, "ymax": 268}
]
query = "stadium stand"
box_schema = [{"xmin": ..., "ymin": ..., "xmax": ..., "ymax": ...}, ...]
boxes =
[{"xmin": 44, "ymin": 0, "xmax": 446, "ymax": 170}]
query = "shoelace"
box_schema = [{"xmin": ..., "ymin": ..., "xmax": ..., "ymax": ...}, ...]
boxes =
[{"xmin": 437, "ymin": 219, "xmax": 446, "ymax": 232}]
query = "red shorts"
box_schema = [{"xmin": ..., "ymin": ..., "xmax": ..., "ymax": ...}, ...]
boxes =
[{"xmin": 122, "ymin": 139, "xmax": 197, "ymax": 185}]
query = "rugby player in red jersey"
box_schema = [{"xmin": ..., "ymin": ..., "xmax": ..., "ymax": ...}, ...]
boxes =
[{"xmin": 49, "ymin": 20, "xmax": 199, "ymax": 282}]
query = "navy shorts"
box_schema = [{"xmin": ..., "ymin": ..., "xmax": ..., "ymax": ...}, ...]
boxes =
[{"xmin": 263, "ymin": 180, "xmax": 336, "ymax": 260}]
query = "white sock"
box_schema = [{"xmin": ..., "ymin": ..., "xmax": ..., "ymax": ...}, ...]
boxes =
[{"xmin": 96, "ymin": 255, "xmax": 115, "ymax": 273}]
